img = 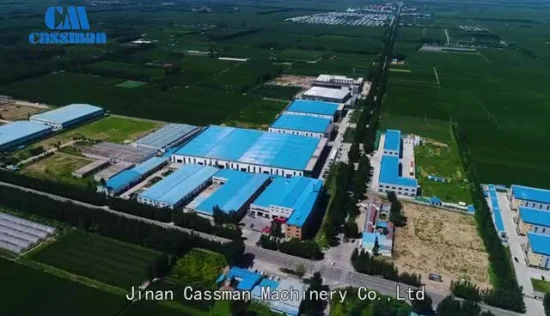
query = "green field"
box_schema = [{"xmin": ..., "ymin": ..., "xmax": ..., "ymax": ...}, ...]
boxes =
[
  {"xmin": 224, "ymin": 99, "xmax": 287, "ymax": 129},
  {"xmin": 0, "ymin": 258, "xmax": 128, "ymax": 316},
  {"xmin": 60, "ymin": 116, "xmax": 162, "ymax": 143},
  {"xmin": 531, "ymin": 278, "xmax": 550, "ymax": 293},
  {"xmin": 380, "ymin": 114, "xmax": 453, "ymax": 144},
  {"xmin": 21, "ymin": 154, "xmax": 94, "ymax": 188},
  {"xmin": 29, "ymin": 230, "xmax": 162, "ymax": 289},
  {"xmin": 116, "ymin": 80, "xmax": 147, "ymax": 88},
  {"xmin": 248, "ymin": 84, "xmax": 302, "ymax": 100}
]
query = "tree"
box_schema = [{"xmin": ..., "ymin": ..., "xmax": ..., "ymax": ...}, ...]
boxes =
[
  {"xmin": 295, "ymin": 264, "xmax": 306, "ymax": 279},
  {"xmin": 545, "ymin": 292, "xmax": 550, "ymax": 316},
  {"xmin": 387, "ymin": 191, "xmax": 397, "ymax": 203},
  {"xmin": 372, "ymin": 236, "xmax": 380, "ymax": 256},
  {"xmin": 300, "ymin": 272, "xmax": 328, "ymax": 316},
  {"xmin": 230, "ymin": 298, "xmax": 248, "ymax": 316},
  {"xmin": 411, "ymin": 291, "xmax": 434, "ymax": 316}
]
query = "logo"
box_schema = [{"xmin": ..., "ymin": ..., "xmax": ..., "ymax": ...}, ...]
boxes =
[{"xmin": 29, "ymin": 6, "xmax": 106, "ymax": 45}]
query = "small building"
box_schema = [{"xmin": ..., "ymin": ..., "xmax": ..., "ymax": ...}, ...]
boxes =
[
  {"xmin": 30, "ymin": 103, "xmax": 104, "ymax": 130},
  {"xmin": 83, "ymin": 142, "xmax": 157, "ymax": 164},
  {"xmin": 104, "ymin": 156, "xmax": 168, "ymax": 196},
  {"xmin": 72, "ymin": 159, "xmax": 110, "ymax": 178},
  {"xmin": 488, "ymin": 184, "xmax": 506, "ymax": 240},
  {"xmin": 137, "ymin": 164, "xmax": 218, "ymax": 209},
  {"xmin": 361, "ymin": 232, "xmax": 392, "ymax": 257},
  {"xmin": 216, "ymin": 267, "xmax": 262, "ymax": 291},
  {"xmin": 378, "ymin": 155, "xmax": 417, "ymax": 197},
  {"xmin": 251, "ymin": 278, "xmax": 305, "ymax": 316},
  {"xmin": 269, "ymin": 114, "xmax": 333, "ymax": 138},
  {"xmin": 525, "ymin": 232, "xmax": 550, "ymax": 269},
  {"xmin": 302, "ymin": 86, "xmax": 351, "ymax": 103},
  {"xmin": 510, "ymin": 185, "xmax": 550, "ymax": 212},
  {"xmin": 284, "ymin": 99, "xmax": 342, "ymax": 122},
  {"xmin": 516, "ymin": 206, "xmax": 550, "ymax": 236},
  {"xmin": 93, "ymin": 161, "xmax": 134, "ymax": 182},
  {"xmin": 132, "ymin": 123, "xmax": 200, "ymax": 152},
  {"xmin": 382, "ymin": 129, "xmax": 401, "ymax": 156},
  {"xmin": 250, "ymin": 176, "xmax": 323, "ymax": 240},
  {"xmin": 312, "ymin": 74, "xmax": 364, "ymax": 94},
  {"xmin": 0, "ymin": 121, "xmax": 52, "ymax": 152}
]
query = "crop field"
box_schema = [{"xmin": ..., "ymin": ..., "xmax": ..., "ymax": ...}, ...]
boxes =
[
  {"xmin": 393, "ymin": 202, "xmax": 490, "ymax": 293},
  {"xmin": 78, "ymin": 61, "xmax": 165, "ymax": 82},
  {"xmin": 199, "ymin": 61, "xmax": 282, "ymax": 93},
  {"xmin": 248, "ymin": 84, "xmax": 302, "ymax": 100},
  {"xmin": 224, "ymin": 99, "xmax": 287, "ymax": 129},
  {"xmin": 0, "ymin": 258, "xmax": 128, "ymax": 316},
  {"xmin": 286, "ymin": 53, "xmax": 375, "ymax": 77},
  {"xmin": 21, "ymin": 154, "xmax": 94, "ymax": 188},
  {"xmin": 29, "ymin": 230, "xmax": 162, "ymax": 289},
  {"xmin": 380, "ymin": 114, "xmax": 452, "ymax": 144},
  {"xmin": 116, "ymin": 80, "xmax": 147, "ymax": 88}
]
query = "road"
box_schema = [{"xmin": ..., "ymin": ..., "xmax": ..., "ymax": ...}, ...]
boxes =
[{"xmin": 0, "ymin": 180, "xmax": 525, "ymax": 315}]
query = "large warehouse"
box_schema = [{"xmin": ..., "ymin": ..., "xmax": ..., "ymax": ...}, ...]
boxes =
[
  {"xmin": 132, "ymin": 123, "xmax": 200, "ymax": 152},
  {"xmin": 172, "ymin": 126, "xmax": 326, "ymax": 177},
  {"xmin": 378, "ymin": 155, "xmax": 417, "ymax": 197},
  {"xmin": 302, "ymin": 86, "xmax": 351, "ymax": 103},
  {"xmin": 187, "ymin": 169, "xmax": 270, "ymax": 216},
  {"xmin": 104, "ymin": 156, "xmax": 168, "ymax": 196},
  {"xmin": 284, "ymin": 99, "xmax": 342, "ymax": 122},
  {"xmin": 516, "ymin": 206, "xmax": 550, "ymax": 236},
  {"xmin": 0, "ymin": 121, "xmax": 52, "ymax": 151},
  {"xmin": 382, "ymin": 129, "xmax": 401, "ymax": 156},
  {"xmin": 249, "ymin": 176, "xmax": 323, "ymax": 240},
  {"xmin": 510, "ymin": 185, "xmax": 550, "ymax": 211},
  {"xmin": 269, "ymin": 114, "xmax": 333, "ymax": 138},
  {"xmin": 138, "ymin": 164, "xmax": 219, "ymax": 209},
  {"xmin": 30, "ymin": 103, "xmax": 104, "ymax": 130}
]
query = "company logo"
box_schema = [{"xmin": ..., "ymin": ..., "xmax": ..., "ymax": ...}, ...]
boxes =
[{"xmin": 29, "ymin": 6, "xmax": 106, "ymax": 45}]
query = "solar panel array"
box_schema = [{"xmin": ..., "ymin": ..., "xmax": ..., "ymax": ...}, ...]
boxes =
[{"xmin": 0, "ymin": 212, "xmax": 55, "ymax": 254}]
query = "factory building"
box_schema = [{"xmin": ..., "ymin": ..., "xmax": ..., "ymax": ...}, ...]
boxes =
[
  {"xmin": 0, "ymin": 121, "xmax": 52, "ymax": 151},
  {"xmin": 269, "ymin": 114, "xmax": 333, "ymax": 138},
  {"xmin": 302, "ymin": 86, "xmax": 351, "ymax": 103},
  {"xmin": 525, "ymin": 232, "xmax": 550, "ymax": 269},
  {"xmin": 249, "ymin": 176, "xmax": 323, "ymax": 240},
  {"xmin": 510, "ymin": 185, "xmax": 550, "ymax": 212},
  {"xmin": 172, "ymin": 126, "xmax": 326, "ymax": 178},
  {"xmin": 187, "ymin": 169, "xmax": 270, "ymax": 217},
  {"xmin": 382, "ymin": 129, "xmax": 401, "ymax": 156},
  {"xmin": 30, "ymin": 103, "xmax": 104, "ymax": 130},
  {"xmin": 378, "ymin": 155, "xmax": 417, "ymax": 197},
  {"xmin": 83, "ymin": 142, "xmax": 156, "ymax": 164},
  {"xmin": 132, "ymin": 123, "xmax": 200, "ymax": 152},
  {"xmin": 487, "ymin": 184, "xmax": 506, "ymax": 240},
  {"xmin": 104, "ymin": 156, "xmax": 168, "ymax": 196},
  {"xmin": 516, "ymin": 206, "xmax": 550, "ymax": 236},
  {"xmin": 312, "ymin": 74, "xmax": 364, "ymax": 94},
  {"xmin": 138, "ymin": 164, "xmax": 218, "ymax": 209},
  {"xmin": 284, "ymin": 99, "xmax": 342, "ymax": 122}
]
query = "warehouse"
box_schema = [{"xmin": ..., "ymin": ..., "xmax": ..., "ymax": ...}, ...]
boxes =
[
  {"xmin": 83, "ymin": 142, "xmax": 156, "ymax": 164},
  {"xmin": 312, "ymin": 74, "xmax": 364, "ymax": 94},
  {"xmin": 487, "ymin": 184, "xmax": 506, "ymax": 239},
  {"xmin": 302, "ymin": 86, "xmax": 351, "ymax": 103},
  {"xmin": 172, "ymin": 126, "xmax": 326, "ymax": 177},
  {"xmin": 269, "ymin": 114, "xmax": 333, "ymax": 138},
  {"xmin": 525, "ymin": 232, "xmax": 550, "ymax": 269},
  {"xmin": 516, "ymin": 206, "xmax": 550, "ymax": 236},
  {"xmin": 104, "ymin": 156, "xmax": 168, "ymax": 196},
  {"xmin": 378, "ymin": 155, "xmax": 417, "ymax": 197},
  {"xmin": 132, "ymin": 123, "xmax": 201, "ymax": 152},
  {"xmin": 249, "ymin": 176, "xmax": 323, "ymax": 240},
  {"xmin": 94, "ymin": 161, "xmax": 134, "ymax": 182},
  {"xmin": 284, "ymin": 99, "xmax": 342, "ymax": 122},
  {"xmin": 138, "ymin": 164, "xmax": 218, "ymax": 209},
  {"xmin": 30, "ymin": 103, "xmax": 104, "ymax": 130},
  {"xmin": 510, "ymin": 185, "xmax": 550, "ymax": 212},
  {"xmin": 382, "ymin": 129, "xmax": 401, "ymax": 156},
  {"xmin": 187, "ymin": 169, "xmax": 270, "ymax": 217},
  {"xmin": 0, "ymin": 121, "xmax": 52, "ymax": 151}
]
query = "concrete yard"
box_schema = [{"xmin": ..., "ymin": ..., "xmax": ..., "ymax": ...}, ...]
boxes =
[{"xmin": 393, "ymin": 202, "xmax": 490, "ymax": 294}]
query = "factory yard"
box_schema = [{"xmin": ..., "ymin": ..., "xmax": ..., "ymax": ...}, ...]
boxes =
[{"xmin": 393, "ymin": 202, "xmax": 490, "ymax": 294}]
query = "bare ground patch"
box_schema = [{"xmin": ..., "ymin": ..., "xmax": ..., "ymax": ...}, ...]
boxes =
[
  {"xmin": 0, "ymin": 103, "xmax": 43, "ymax": 120},
  {"xmin": 269, "ymin": 75, "xmax": 316, "ymax": 89},
  {"xmin": 393, "ymin": 202, "xmax": 490, "ymax": 294}
]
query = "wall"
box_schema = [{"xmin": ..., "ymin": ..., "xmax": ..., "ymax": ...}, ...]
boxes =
[
  {"xmin": 378, "ymin": 182, "xmax": 417, "ymax": 197},
  {"xmin": 268, "ymin": 127, "xmax": 326, "ymax": 139},
  {"xmin": 283, "ymin": 111, "xmax": 334, "ymax": 122}
]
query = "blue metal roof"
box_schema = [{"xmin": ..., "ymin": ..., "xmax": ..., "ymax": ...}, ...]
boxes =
[
  {"xmin": 512, "ymin": 185, "xmax": 550, "ymax": 204},
  {"xmin": 106, "ymin": 157, "xmax": 168, "ymax": 193},
  {"xmin": 286, "ymin": 99, "xmax": 339, "ymax": 116},
  {"xmin": 384, "ymin": 129, "xmax": 401, "ymax": 152},
  {"xmin": 132, "ymin": 157, "xmax": 168, "ymax": 175},
  {"xmin": 195, "ymin": 169, "xmax": 269, "ymax": 215},
  {"xmin": 223, "ymin": 267, "xmax": 262, "ymax": 291},
  {"xmin": 379, "ymin": 155, "xmax": 417, "ymax": 187},
  {"xmin": 175, "ymin": 126, "xmax": 321, "ymax": 171},
  {"xmin": 270, "ymin": 114, "xmax": 331, "ymax": 134},
  {"xmin": 488, "ymin": 184, "xmax": 505, "ymax": 233},
  {"xmin": 252, "ymin": 278, "xmax": 280, "ymax": 298},
  {"xmin": 139, "ymin": 164, "xmax": 218, "ymax": 206},
  {"xmin": 252, "ymin": 176, "xmax": 323, "ymax": 227},
  {"xmin": 30, "ymin": 103, "xmax": 103, "ymax": 124},
  {"xmin": 0, "ymin": 121, "xmax": 51, "ymax": 148},
  {"xmin": 135, "ymin": 123, "xmax": 198, "ymax": 149},
  {"xmin": 528, "ymin": 232, "xmax": 550, "ymax": 256},
  {"xmin": 520, "ymin": 206, "xmax": 550, "ymax": 227},
  {"xmin": 376, "ymin": 220, "xmax": 388, "ymax": 228}
]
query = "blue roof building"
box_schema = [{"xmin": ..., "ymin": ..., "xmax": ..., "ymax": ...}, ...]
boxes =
[
  {"xmin": 519, "ymin": 207, "xmax": 550, "ymax": 228},
  {"xmin": 285, "ymin": 99, "xmax": 340, "ymax": 121},
  {"xmin": 138, "ymin": 164, "xmax": 218, "ymax": 209},
  {"xmin": 527, "ymin": 233, "xmax": 550, "ymax": 269},
  {"xmin": 133, "ymin": 123, "xmax": 199, "ymax": 151},
  {"xmin": 378, "ymin": 155, "xmax": 417, "ymax": 197},
  {"xmin": 0, "ymin": 121, "xmax": 52, "ymax": 151},
  {"xmin": 105, "ymin": 156, "xmax": 168, "ymax": 196},
  {"xmin": 269, "ymin": 114, "xmax": 332, "ymax": 138},
  {"xmin": 252, "ymin": 278, "xmax": 303, "ymax": 316},
  {"xmin": 511, "ymin": 185, "xmax": 550, "ymax": 211},
  {"xmin": 30, "ymin": 103, "xmax": 104, "ymax": 130},
  {"xmin": 190, "ymin": 169, "xmax": 270, "ymax": 216},
  {"xmin": 383, "ymin": 129, "xmax": 401, "ymax": 155},
  {"xmin": 488, "ymin": 184, "xmax": 506, "ymax": 239},
  {"xmin": 217, "ymin": 267, "xmax": 262, "ymax": 291},
  {"xmin": 250, "ymin": 176, "xmax": 323, "ymax": 239},
  {"xmin": 172, "ymin": 126, "xmax": 324, "ymax": 177}
]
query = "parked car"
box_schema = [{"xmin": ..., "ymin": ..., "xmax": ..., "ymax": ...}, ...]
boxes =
[
  {"xmin": 514, "ymin": 257, "xmax": 519, "ymax": 263},
  {"xmin": 429, "ymin": 273, "xmax": 442, "ymax": 282}
]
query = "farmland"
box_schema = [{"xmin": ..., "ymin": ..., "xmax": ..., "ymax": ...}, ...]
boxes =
[
  {"xmin": 247, "ymin": 84, "xmax": 302, "ymax": 100},
  {"xmin": 29, "ymin": 230, "xmax": 162, "ymax": 289},
  {"xmin": 0, "ymin": 258, "xmax": 128, "ymax": 316},
  {"xmin": 21, "ymin": 154, "xmax": 94, "ymax": 188}
]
